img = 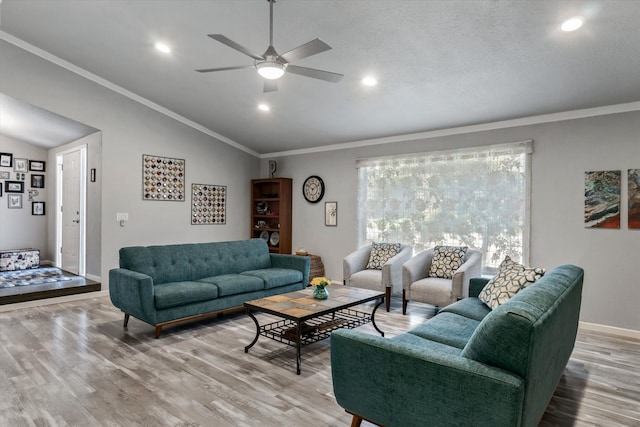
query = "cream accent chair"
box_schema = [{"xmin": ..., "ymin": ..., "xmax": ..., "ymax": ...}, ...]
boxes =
[
  {"xmin": 343, "ymin": 244, "xmax": 413, "ymax": 312},
  {"xmin": 402, "ymin": 248, "xmax": 482, "ymax": 314}
]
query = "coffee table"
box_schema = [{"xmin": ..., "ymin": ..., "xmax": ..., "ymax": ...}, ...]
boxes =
[{"xmin": 244, "ymin": 286, "xmax": 385, "ymax": 374}]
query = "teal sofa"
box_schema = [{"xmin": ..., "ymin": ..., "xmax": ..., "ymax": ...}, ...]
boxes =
[
  {"xmin": 109, "ymin": 239, "xmax": 309, "ymax": 338},
  {"xmin": 331, "ymin": 264, "xmax": 584, "ymax": 427}
]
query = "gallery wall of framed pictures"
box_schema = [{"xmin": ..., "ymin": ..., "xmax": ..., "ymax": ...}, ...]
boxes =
[{"xmin": 0, "ymin": 151, "xmax": 47, "ymax": 216}]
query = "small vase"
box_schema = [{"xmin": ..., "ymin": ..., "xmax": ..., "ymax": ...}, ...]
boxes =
[{"xmin": 313, "ymin": 285, "xmax": 329, "ymax": 300}]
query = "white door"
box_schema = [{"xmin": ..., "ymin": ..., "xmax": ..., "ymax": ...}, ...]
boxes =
[{"xmin": 61, "ymin": 150, "xmax": 82, "ymax": 274}]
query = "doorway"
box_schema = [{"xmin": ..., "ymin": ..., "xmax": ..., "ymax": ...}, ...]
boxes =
[{"xmin": 56, "ymin": 146, "xmax": 87, "ymax": 276}]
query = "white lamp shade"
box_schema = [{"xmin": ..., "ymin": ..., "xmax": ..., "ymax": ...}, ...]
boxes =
[{"xmin": 257, "ymin": 62, "xmax": 285, "ymax": 79}]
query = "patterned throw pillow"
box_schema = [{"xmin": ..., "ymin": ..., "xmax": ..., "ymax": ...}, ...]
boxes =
[
  {"xmin": 366, "ymin": 242, "xmax": 401, "ymax": 270},
  {"xmin": 428, "ymin": 245, "xmax": 468, "ymax": 279},
  {"xmin": 478, "ymin": 256, "xmax": 546, "ymax": 309}
]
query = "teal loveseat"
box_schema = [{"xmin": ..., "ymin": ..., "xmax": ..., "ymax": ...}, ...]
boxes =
[
  {"xmin": 331, "ymin": 264, "xmax": 584, "ymax": 427},
  {"xmin": 109, "ymin": 239, "xmax": 309, "ymax": 338}
]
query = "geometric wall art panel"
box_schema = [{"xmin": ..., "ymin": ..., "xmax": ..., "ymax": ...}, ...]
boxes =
[
  {"xmin": 584, "ymin": 170, "xmax": 620, "ymax": 229},
  {"xmin": 629, "ymin": 169, "xmax": 640, "ymax": 229},
  {"xmin": 142, "ymin": 154, "xmax": 185, "ymax": 201},
  {"xmin": 191, "ymin": 183, "xmax": 226, "ymax": 225}
]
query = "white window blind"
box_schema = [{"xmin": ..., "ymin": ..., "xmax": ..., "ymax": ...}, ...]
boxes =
[{"xmin": 356, "ymin": 140, "xmax": 533, "ymax": 272}]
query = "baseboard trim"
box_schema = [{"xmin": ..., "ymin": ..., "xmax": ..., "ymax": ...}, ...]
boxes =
[
  {"xmin": 579, "ymin": 321, "xmax": 640, "ymax": 340},
  {"xmin": 0, "ymin": 290, "xmax": 109, "ymax": 313},
  {"xmin": 85, "ymin": 273, "xmax": 101, "ymax": 282}
]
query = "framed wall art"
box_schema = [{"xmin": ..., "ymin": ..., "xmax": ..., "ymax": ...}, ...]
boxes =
[
  {"xmin": 325, "ymin": 201, "xmax": 337, "ymax": 226},
  {"xmin": 191, "ymin": 183, "xmax": 226, "ymax": 225},
  {"xmin": 31, "ymin": 174, "xmax": 45, "ymax": 188},
  {"xmin": 32, "ymin": 201, "xmax": 45, "ymax": 216},
  {"xmin": 584, "ymin": 170, "xmax": 620, "ymax": 229},
  {"xmin": 8, "ymin": 194, "xmax": 22, "ymax": 209},
  {"xmin": 0, "ymin": 152, "xmax": 12, "ymax": 167},
  {"xmin": 0, "ymin": 171, "xmax": 9, "ymax": 179},
  {"xmin": 5, "ymin": 181, "xmax": 24, "ymax": 193},
  {"xmin": 14, "ymin": 158, "xmax": 28, "ymax": 173},
  {"xmin": 629, "ymin": 169, "xmax": 640, "ymax": 229},
  {"xmin": 28, "ymin": 160, "xmax": 46, "ymax": 172},
  {"xmin": 142, "ymin": 154, "xmax": 185, "ymax": 201}
]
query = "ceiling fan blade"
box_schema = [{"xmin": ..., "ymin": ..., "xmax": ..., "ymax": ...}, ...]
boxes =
[
  {"xmin": 264, "ymin": 79, "xmax": 278, "ymax": 93},
  {"xmin": 286, "ymin": 65, "xmax": 343, "ymax": 83},
  {"xmin": 207, "ymin": 34, "xmax": 264, "ymax": 60},
  {"xmin": 196, "ymin": 65, "xmax": 254, "ymax": 73},
  {"xmin": 280, "ymin": 38, "xmax": 332, "ymax": 62}
]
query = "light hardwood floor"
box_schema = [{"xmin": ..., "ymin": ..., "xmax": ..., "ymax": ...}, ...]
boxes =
[{"xmin": 0, "ymin": 296, "xmax": 638, "ymax": 426}]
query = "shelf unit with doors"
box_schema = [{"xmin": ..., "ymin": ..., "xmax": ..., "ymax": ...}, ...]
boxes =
[{"xmin": 251, "ymin": 178, "xmax": 292, "ymax": 254}]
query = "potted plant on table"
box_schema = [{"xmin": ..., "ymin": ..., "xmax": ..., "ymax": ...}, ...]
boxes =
[{"xmin": 310, "ymin": 276, "xmax": 331, "ymax": 300}]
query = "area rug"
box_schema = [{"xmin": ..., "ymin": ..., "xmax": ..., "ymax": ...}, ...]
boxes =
[{"xmin": 0, "ymin": 267, "xmax": 73, "ymax": 288}]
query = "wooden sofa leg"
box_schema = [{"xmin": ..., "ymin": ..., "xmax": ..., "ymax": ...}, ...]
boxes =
[
  {"xmin": 350, "ymin": 414, "xmax": 363, "ymax": 427},
  {"xmin": 123, "ymin": 313, "xmax": 130, "ymax": 329},
  {"xmin": 155, "ymin": 325, "xmax": 162, "ymax": 339},
  {"xmin": 402, "ymin": 290, "xmax": 408, "ymax": 315},
  {"xmin": 385, "ymin": 287, "xmax": 391, "ymax": 312}
]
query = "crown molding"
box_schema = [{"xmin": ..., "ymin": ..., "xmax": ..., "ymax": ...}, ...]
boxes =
[
  {"xmin": 0, "ymin": 31, "xmax": 260, "ymax": 158},
  {"xmin": 261, "ymin": 101, "xmax": 640, "ymax": 158}
]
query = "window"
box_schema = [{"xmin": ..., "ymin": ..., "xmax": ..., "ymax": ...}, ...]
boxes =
[{"xmin": 356, "ymin": 141, "xmax": 532, "ymax": 273}]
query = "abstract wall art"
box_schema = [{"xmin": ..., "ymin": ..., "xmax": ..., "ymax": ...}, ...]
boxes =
[
  {"xmin": 191, "ymin": 183, "xmax": 226, "ymax": 225},
  {"xmin": 629, "ymin": 169, "xmax": 640, "ymax": 229},
  {"xmin": 584, "ymin": 170, "xmax": 621, "ymax": 229},
  {"xmin": 142, "ymin": 154, "xmax": 185, "ymax": 201}
]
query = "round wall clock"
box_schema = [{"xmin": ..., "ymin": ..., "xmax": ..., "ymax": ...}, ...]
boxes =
[{"xmin": 302, "ymin": 175, "xmax": 325, "ymax": 203}]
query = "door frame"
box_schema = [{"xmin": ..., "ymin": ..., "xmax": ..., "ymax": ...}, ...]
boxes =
[{"xmin": 55, "ymin": 145, "xmax": 87, "ymax": 276}]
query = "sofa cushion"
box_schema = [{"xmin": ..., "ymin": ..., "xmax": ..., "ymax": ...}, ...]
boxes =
[
  {"xmin": 407, "ymin": 276, "xmax": 456, "ymax": 307},
  {"xmin": 390, "ymin": 332, "xmax": 464, "ymax": 357},
  {"xmin": 428, "ymin": 245, "xmax": 468, "ymax": 279},
  {"xmin": 198, "ymin": 274, "xmax": 264, "ymax": 297},
  {"xmin": 408, "ymin": 312, "xmax": 481, "ymax": 349},
  {"xmin": 349, "ymin": 269, "xmax": 382, "ymax": 290},
  {"xmin": 439, "ymin": 297, "xmax": 491, "ymax": 321},
  {"xmin": 478, "ymin": 256, "xmax": 545, "ymax": 309},
  {"xmin": 365, "ymin": 242, "xmax": 401, "ymax": 270},
  {"xmin": 154, "ymin": 281, "xmax": 219, "ymax": 310},
  {"xmin": 241, "ymin": 268, "xmax": 303, "ymax": 289}
]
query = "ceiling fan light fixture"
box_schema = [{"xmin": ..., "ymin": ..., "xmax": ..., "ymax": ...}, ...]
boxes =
[
  {"xmin": 561, "ymin": 17, "xmax": 583, "ymax": 32},
  {"xmin": 256, "ymin": 61, "xmax": 286, "ymax": 79}
]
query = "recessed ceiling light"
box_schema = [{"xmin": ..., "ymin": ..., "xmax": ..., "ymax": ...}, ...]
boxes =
[
  {"xmin": 258, "ymin": 104, "xmax": 270, "ymax": 112},
  {"xmin": 155, "ymin": 42, "xmax": 171, "ymax": 54},
  {"xmin": 362, "ymin": 76, "xmax": 378, "ymax": 86},
  {"xmin": 561, "ymin": 17, "xmax": 583, "ymax": 32}
]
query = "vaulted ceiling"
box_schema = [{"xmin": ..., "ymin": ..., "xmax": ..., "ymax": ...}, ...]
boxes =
[{"xmin": 1, "ymin": 0, "xmax": 640, "ymax": 155}]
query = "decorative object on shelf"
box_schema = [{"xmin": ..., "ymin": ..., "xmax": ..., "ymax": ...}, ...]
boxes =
[
  {"xmin": 0, "ymin": 152, "xmax": 13, "ymax": 168},
  {"xmin": 325, "ymin": 201, "xmax": 337, "ymax": 226},
  {"xmin": 310, "ymin": 276, "xmax": 331, "ymax": 300},
  {"xmin": 191, "ymin": 183, "xmax": 226, "ymax": 224},
  {"xmin": 260, "ymin": 230, "xmax": 269, "ymax": 240},
  {"xmin": 295, "ymin": 248, "xmax": 308, "ymax": 256},
  {"xmin": 584, "ymin": 170, "xmax": 620, "ymax": 229},
  {"xmin": 14, "ymin": 158, "xmax": 28, "ymax": 173},
  {"xmin": 5, "ymin": 181, "xmax": 24, "ymax": 193},
  {"xmin": 142, "ymin": 154, "xmax": 185, "ymax": 201},
  {"xmin": 269, "ymin": 160, "xmax": 277, "ymax": 178},
  {"xmin": 28, "ymin": 160, "xmax": 46, "ymax": 172},
  {"xmin": 32, "ymin": 201, "xmax": 45, "ymax": 216},
  {"xmin": 269, "ymin": 231, "xmax": 280, "ymax": 247},
  {"xmin": 630, "ymin": 169, "xmax": 640, "ymax": 229},
  {"xmin": 8, "ymin": 194, "xmax": 22, "ymax": 209},
  {"xmin": 302, "ymin": 175, "xmax": 325, "ymax": 203},
  {"xmin": 256, "ymin": 201, "xmax": 269, "ymax": 214},
  {"xmin": 31, "ymin": 174, "xmax": 44, "ymax": 188}
]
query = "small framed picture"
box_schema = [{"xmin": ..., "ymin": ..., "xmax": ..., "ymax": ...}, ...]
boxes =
[
  {"xmin": 32, "ymin": 201, "xmax": 45, "ymax": 216},
  {"xmin": 29, "ymin": 160, "xmax": 46, "ymax": 172},
  {"xmin": 8, "ymin": 194, "xmax": 22, "ymax": 209},
  {"xmin": 5, "ymin": 181, "xmax": 24, "ymax": 193},
  {"xmin": 325, "ymin": 201, "xmax": 338, "ymax": 226},
  {"xmin": 14, "ymin": 158, "xmax": 28, "ymax": 173},
  {"xmin": 31, "ymin": 174, "xmax": 45, "ymax": 188},
  {"xmin": 0, "ymin": 152, "xmax": 12, "ymax": 167},
  {"xmin": 0, "ymin": 171, "xmax": 9, "ymax": 179}
]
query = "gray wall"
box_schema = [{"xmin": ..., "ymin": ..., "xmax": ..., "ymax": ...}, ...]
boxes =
[
  {"xmin": 0, "ymin": 135, "xmax": 48, "ymax": 253},
  {"xmin": 268, "ymin": 111, "xmax": 640, "ymax": 332},
  {"xmin": 1, "ymin": 40, "xmax": 260, "ymax": 285}
]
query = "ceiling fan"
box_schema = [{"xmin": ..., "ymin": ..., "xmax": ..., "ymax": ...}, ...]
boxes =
[{"xmin": 196, "ymin": 0, "xmax": 343, "ymax": 92}]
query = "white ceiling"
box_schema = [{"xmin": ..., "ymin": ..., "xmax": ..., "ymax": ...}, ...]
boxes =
[{"xmin": 1, "ymin": 0, "xmax": 639, "ymax": 155}]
